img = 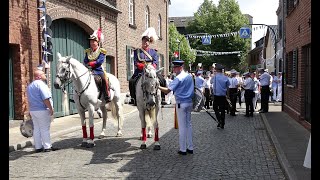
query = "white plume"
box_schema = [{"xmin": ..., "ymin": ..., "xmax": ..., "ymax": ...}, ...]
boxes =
[{"xmin": 141, "ymin": 27, "xmax": 158, "ymax": 42}]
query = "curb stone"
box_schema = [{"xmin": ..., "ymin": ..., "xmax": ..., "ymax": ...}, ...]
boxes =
[{"xmin": 260, "ymin": 113, "xmax": 298, "ymax": 180}]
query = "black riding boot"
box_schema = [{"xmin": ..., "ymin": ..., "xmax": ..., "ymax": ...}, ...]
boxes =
[
  {"xmin": 129, "ymin": 76, "xmax": 137, "ymax": 105},
  {"xmin": 101, "ymin": 77, "xmax": 110, "ymax": 102}
]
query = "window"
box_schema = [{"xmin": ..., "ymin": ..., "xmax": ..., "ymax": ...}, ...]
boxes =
[
  {"xmin": 126, "ymin": 46, "xmax": 135, "ymax": 80},
  {"xmin": 145, "ymin": 6, "xmax": 150, "ymax": 29},
  {"xmin": 285, "ymin": 48, "xmax": 298, "ymax": 86},
  {"xmin": 286, "ymin": 0, "xmax": 299, "ymax": 15},
  {"xmin": 159, "ymin": 53, "xmax": 164, "ymax": 71},
  {"xmin": 128, "ymin": 0, "xmax": 135, "ymax": 26},
  {"xmin": 157, "ymin": 14, "xmax": 162, "ymax": 38}
]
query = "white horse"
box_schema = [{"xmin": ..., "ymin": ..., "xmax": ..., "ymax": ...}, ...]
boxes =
[
  {"xmin": 53, "ymin": 52, "xmax": 124, "ymax": 148},
  {"xmin": 136, "ymin": 62, "xmax": 162, "ymax": 150}
]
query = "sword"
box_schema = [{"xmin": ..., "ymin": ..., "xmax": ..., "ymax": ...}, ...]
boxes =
[{"xmin": 201, "ymin": 107, "xmax": 218, "ymax": 123}]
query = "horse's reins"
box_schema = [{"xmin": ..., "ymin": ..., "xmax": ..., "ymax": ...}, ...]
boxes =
[{"xmin": 57, "ymin": 62, "xmax": 91, "ymax": 109}]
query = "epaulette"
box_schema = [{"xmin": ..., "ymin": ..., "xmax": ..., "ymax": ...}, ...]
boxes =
[
  {"xmin": 100, "ymin": 48, "xmax": 107, "ymax": 54},
  {"xmin": 85, "ymin": 48, "xmax": 91, "ymax": 53}
]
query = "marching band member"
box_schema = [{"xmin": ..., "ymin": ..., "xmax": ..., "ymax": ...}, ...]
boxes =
[{"xmin": 158, "ymin": 60, "xmax": 194, "ymax": 155}]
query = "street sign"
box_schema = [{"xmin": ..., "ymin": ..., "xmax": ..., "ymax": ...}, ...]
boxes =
[
  {"xmin": 239, "ymin": 27, "xmax": 251, "ymax": 38},
  {"xmin": 201, "ymin": 36, "xmax": 211, "ymax": 45}
]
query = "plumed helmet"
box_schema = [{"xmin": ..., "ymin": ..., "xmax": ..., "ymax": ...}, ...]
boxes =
[
  {"xmin": 141, "ymin": 27, "xmax": 158, "ymax": 43},
  {"xmin": 20, "ymin": 119, "xmax": 34, "ymax": 138},
  {"xmin": 89, "ymin": 28, "xmax": 104, "ymax": 43}
]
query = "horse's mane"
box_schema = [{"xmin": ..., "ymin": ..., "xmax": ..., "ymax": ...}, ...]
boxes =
[
  {"xmin": 145, "ymin": 63, "xmax": 157, "ymax": 79},
  {"xmin": 68, "ymin": 57, "xmax": 88, "ymax": 72}
]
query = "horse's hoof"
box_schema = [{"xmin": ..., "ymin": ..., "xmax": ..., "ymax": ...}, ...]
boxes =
[
  {"xmin": 116, "ymin": 132, "xmax": 123, "ymax": 137},
  {"xmin": 86, "ymin": 143, "xmax": 96, "ymax": 148},
  {"xmin": 98, "ymin": 135, "xmax": 105, "ymax": 139},
  {"xmin": 147, "ymin": 134, "xmax": 152, "ymax": 138},
  {"xmin": 140, "ymin": 144, "xmax": 147, "ymax": 149},
  {"xmin": 153, "ymin": 145, "xmax": 161, "ymax": 150},
  {"xmin": 81, "ymin": 142, "xmax": 88, "ymax": 147}
]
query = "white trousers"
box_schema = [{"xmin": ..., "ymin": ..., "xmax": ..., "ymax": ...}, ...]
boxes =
[
  {"xmin": 30, "ymin": 110, "xmax": 52, "ymax": 149},
  {"xmin": 166, "ymin": 92, "xmax": 173, "ymax": 104},
  {"xmin": 272, "ymin": 86, "xmax": 277, "ymax": 100},
  {"xmin": 277, "ymin": 86, "xmax": 282, "ymax": 101},
  {"xmin": 252, "ymin": 92, "xmax": 259, "ymax": 110},
  {"xmin": 176, "ymin": 102, "xmax": 193, "ymax": 152}
]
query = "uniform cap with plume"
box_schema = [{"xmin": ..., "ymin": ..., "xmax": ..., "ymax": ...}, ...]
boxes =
[
  {"xmin": 141, "ymin": 27, "xmax": 158, "ymax": 43},
  {"xmin": 89, "ymin": 28, "xmax": 104, "ymax": 43}
]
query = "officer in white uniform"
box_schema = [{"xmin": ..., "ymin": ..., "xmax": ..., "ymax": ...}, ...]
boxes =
[{"xmin": 158, "ymin": 60, "xmax": 194, "ymax": 155}]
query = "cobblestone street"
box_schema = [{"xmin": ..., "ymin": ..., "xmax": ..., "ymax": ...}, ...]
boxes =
[{"xmin": 10, "ymin": 105, "xmax": 286, "ymax": 179}]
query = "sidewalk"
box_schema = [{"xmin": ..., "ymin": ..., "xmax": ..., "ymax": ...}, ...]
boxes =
[
  {"xmin": 9, "ymin": 103, "xmax": 138, "ymax": 153},
  {"xmin": 260, "ymin": 102, "xmax": 311, "ymax": 180}
]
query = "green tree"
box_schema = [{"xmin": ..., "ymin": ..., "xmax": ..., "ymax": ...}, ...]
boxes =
[
  {"xmin": 186, "ymin": 0, "xmax": 250, "ymax": 71},
  {"xmin": 169, "ymin": 24, "xmax": 196, "ymax": 70}
]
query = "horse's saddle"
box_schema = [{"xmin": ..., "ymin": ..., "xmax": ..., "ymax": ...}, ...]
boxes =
[{"xmin": 93, "ymin": 72, "xmax": 110, "ymax": 99}]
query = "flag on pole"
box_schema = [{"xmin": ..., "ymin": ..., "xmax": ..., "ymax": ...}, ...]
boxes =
[{"xmin": 173, "ymin": 51, "xmax": 179, "ymax": 58}]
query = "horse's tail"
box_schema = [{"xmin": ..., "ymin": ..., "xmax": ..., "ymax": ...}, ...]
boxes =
[{"xmin": 109, "ymin": 97, "xmax": 124, "ymax": 128}]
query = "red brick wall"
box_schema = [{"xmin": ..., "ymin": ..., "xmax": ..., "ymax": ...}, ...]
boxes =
[
  {"xmin": 283, "ymin": 0, "xmax": 311, "ymax": 125},
  {"xmin": 9, "ymin": 0, "xmax": 169, "ymax": 119},
  {"xmin": 9, "ymin": 0, "xmax": 40, "ymax": 119}
]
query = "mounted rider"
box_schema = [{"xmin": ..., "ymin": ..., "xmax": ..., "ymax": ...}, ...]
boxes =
[
  {"xmin": 84, "ymin": 28, "xmax": 110, "ymax": 102},
  {"xmin": 129, "ymin": 27, "xmax": 166, "ymax": 105}
]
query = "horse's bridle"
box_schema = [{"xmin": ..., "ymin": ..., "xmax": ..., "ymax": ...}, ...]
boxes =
[
  {"xmin": 56, "ymin": 61, "xmax": 91, "ymax": 109},
  {"xmin": 141, "ymin": 64, "xmax": 160, "ymax": 110}
]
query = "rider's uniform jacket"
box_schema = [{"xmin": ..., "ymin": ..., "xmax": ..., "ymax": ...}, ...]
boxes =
[
  {"xmin": 84, "ymin": 47, "xmax": 107, "ymax": 75},
  {"xmin": 133, "ymin": 48, "xmax": 158, "ymax": 77}
]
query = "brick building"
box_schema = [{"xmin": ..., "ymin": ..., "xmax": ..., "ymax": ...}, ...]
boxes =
[
  {"xmin": 282, "ymin": 0, "xmax": 311, "ymax": 128},
  {"xmin": 9, "ymin": 0, "xmax": 170, "ymax": 120},
  {"xmin": 9, "ymin": 0, "xmax": 40, "ymax": 120}
]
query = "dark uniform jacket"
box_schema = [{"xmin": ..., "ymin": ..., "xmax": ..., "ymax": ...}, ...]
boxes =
[
  {"xmin": 133, "ymin": 48, "xmax": 158, "ymax": 76},
  {"xmin": 83, "ymin": 47, "xmax": 107, "ymax": 75}
]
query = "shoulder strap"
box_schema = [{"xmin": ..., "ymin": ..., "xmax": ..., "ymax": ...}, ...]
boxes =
[
  {"xmin": 140, "ymin": 48, "xmax": 153, "ymax": 61},
  {"xmin": 100, "ymin": 48, "xmax": 107, "ymax": 55}
]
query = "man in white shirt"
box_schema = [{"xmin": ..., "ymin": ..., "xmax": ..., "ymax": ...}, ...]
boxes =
[
  {"xmin": 165, "ymin": 75, "xmax": 173, "ymax": 104},
  {"xmin": 258, "ymin": 68, "xmax": 271, "ymax": 113},
  {"xmin": 276, "ymin": 72, "xmax": 283, "ymax": 102},
  {"xmin": 195, "ymin": 70, "xmax": 205, "ymax": 93},
  {"xmin": 228, "ymin": 69, "xmax": 239, "ymax": 116},
  {"xmin": 204, "ymin": 74, "xmax": 211, "ymax": 109},
  {"xmin": 242, "ymin": 72, "xmax": 255, "ymax": 117}
]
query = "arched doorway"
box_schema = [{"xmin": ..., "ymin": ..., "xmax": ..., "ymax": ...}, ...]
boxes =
[{"xmin": 49, "ymin": 19, "xmax": 89, "ymax": 117}]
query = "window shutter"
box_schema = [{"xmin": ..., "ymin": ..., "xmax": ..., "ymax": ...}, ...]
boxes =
[
  {"xmin": 292, "ymin": 48, "xmax": 298, "ymax": 86},
  {"xmin": 160, "ymin": 54, "xmax": 164, "ymax": 69},
  {"xmin": 126, "ymin": 46, "xmax": 131, "ymax": 81}
]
